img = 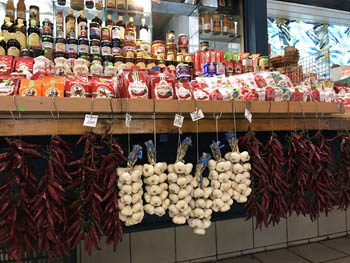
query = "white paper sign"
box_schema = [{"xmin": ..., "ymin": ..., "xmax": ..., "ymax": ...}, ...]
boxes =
[
  {"xmin": 174, "ymin": 114, "xmax": 184, "ymax": 128},
  {"xmin": 190, "ymin": 109, "xmax": 205, "ymax": 122},
  {"xmin": 83, "ymin": 114, "xmax": 99, "ymax": 127},
  {"xmin": 245, "ymin": 108, "xmax": 252, "ymax": 123},
  {"xmin": 125, "ymin": 113, "xmax": 132, "ymax": 128}
]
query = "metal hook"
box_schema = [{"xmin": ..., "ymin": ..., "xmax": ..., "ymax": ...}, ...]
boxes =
[
  {"xmin": 90, "ymin": 97, "xmax": 94, "ymax": 116},
  {"xmin": 50, "ymin": 96, "xmax": 60, "ymax": 119},
  {"xmin": 213, "ymin": 100, "xmax": 223, "ymax": 120},
  {"xmin": 194, "ymin": 100, "xmax": 198, "ymax": 113},
  {"xmin": 12, "ymin": 95, "xmax": 21, "ymax": 119}
]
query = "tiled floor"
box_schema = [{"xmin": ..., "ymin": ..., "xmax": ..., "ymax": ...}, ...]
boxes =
[{"xmin": 219, "ymin": 237, "xmax": 350, "ymax": 263}]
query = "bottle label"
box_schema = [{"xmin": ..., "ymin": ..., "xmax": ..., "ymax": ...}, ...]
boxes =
[
  {"xmin": 67, "ymin": 43, "xmax": 78, "ymax": 53},
  {"xmin": 57, "ymin": 30, "xmax": 64, "ymax": 39},
  {"xmin": 17, "ymin": 11, "xmax": 25, "ymax": 19},
  {"xmin": 28, "ymin": 33, "xmax": 40, "ymax": 48},
  {"xmin": 0, "ymin": 47, "xmax": 5, "ymax": 56},
  {"xmin": 204, "ymin": 24, "xmax": 210, "ymax": 30},
  {"xmin": 79, "ymin": 44, "xmax": 89, "ymax": 53},
  {"xmin": 140, "ymin": 29, "xmax": 148, "ymax": 42},
  {"xmin": 16, "ymin": 31, "xmax": 26, "ymax": 49},
  {"xmin": 78, "ymin": 22, "xmax": 88, "ymax": 38},
  {"xmin": 90, "ymin": 27, "xmax": 101, "ymax": 38},
  {"xmin": 8, "ymin": 46, "xmax": 20, "ymax": 57},
  {"xmin": 55, "ymin": 42, "xmax": 65, "ymax": 52},
  {"xmin": 112, "ymin": 27, "xmax": 120, "ymax": 40},
  {"xmin": 101, "ymin": 46, "xmax": 111, "ymax": 55},
  {"xmin": 90, "ymin": 45, "xmax": 100, "ymax": 54},
  {"xmin": 101, "ymin": 28, "xmax": 111, "ymax": 40},
  {"xmin": 66, "ymin": 22, "xmax": 75, "ymax": 38},
  {"xmin": 43, "ymin": 23, "xmax": 52, "ymax": 35},
  {"xmin": 125, "ymin": 34, "xmax": 134, "ymax": 42},
  {"xmin": 223, "ymin": 26, "xmax": 229, "ymax": 33},
  {"xmin": 42, "ymin": 41, "xmax": 53, "ymax": 49},
  {"xmin": 112, "ymin": 46, "xmax": 121, "ymax": 56}
]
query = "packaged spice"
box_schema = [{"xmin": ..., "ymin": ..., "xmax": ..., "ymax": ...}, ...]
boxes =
[
  {"xmin": 175, "ymin": 81, "xmax": 192, "ymax": 100},
  {"xmin": 213, "ymin": 12, "xmax": 221, "ymax": 34},
  {"xmin": 91, "ymin": 77, "xmax": 115, "ymax": 98},
  {"xmin": 176, "ymin": 62, "xmax": 190, "ymax": 81},
  {"xmin": 150, "ymin": 71, "xmax": 175, "ymax": 100},
  {"xmin": 42, "ymin": 77, "xmax": 65, "ymax": 97},
  {"xmin": 0, "ymin": 56, "xmax": 14, "ymax": 76},
  {"xmin": 15, "ymin": 57, "xmax": 34, "ymax": 73},
  {"xmin": 19, "ymin": 79, "xmax": 43, "ymax": 96},
  {"xmin": 118, "ymin": 69, "xmax": 149, "ymax": 99},
  {"xmin": 204, "ymin": 12, "xmax": 211, "ymax": 33},
  {"xmin": 0, "ymin": 78, "xmax": 20, "ymax": 96},
  {"xmin": 65, "ymin": 75, "xmax": 90, "ymax": 97}
]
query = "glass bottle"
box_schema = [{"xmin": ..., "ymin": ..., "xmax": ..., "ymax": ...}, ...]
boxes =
[
  {"xmin": 0, "ymin": 32, "xmax": 6, "ymax": 55},
  {"xmin": 222, "ymin": 15, "xmax": 228, "ymax": 35},
  {"xmin": 28, "ymin": 20, "xmax": 40, "ymax": 49},
  {"xmin": 198, "ymin": 13, "xmax": 202, "ymax": 33},
  {"xmin": 95, "ymin": 0, "xmax": 104, "ymax": 10},
  {"xmin": 15, "ymin": 18, "xmax": 26, "ymax": 49},
  {"xmin": 58, "ymin": 0, "xmax": 66, "ymax": 6},
  {"xmin": 117, "ymin": 0, "xmax": 126, "ymax": 9},
  {"xmin": 126, "ymin": 17, "xmax": 136, "ymax": 38},
  {"xmin": 107, "ymin": 0, "xmax": 116, "ymax": 10},
  {"xmin": 212, "ymin": 11, "xmax": 221, "ymax": 34},
  {"xmin": 7, "ymin": 32, "xmax": 20, "ymax": 56},
  {"xmin": 71, "ymin": 0, "xmax": 84, "ymax": 10},
  {"xmin": 106, "ymin": 15, "xmax": 114, "ymax": 28},
  {"xmin": 229, "ymin": 17, "xmax": 235, "ymax": 36},
  {"xmin": 218, "ymin": 0, "xmax": 225, "ymax": 7},
  {"xmin": 116, "ymin": 16, "xmax": 125, "ymax": 41},
  {"xmin": 16, "ymin": 0, "xmax": 26, "ymax": 21},
  {"xmin": 85, "ymin": 0, "xmax": 94, "ymax": 8},
  {"xmin": 226, "ymin": 0, "xmax": 233, "ymax": 7},
  {"xmin": 56, "ymin": 10, "xmax": 64, "ymax": 38},
  {"xmin": 77, "ymin": 11, "xmax": 88, "ymax": 39},
  {"xmin": 6, "ymin": 0, "xmax": 15, "ymax": 22},
  {"xmin": 204, "ymin": 12, "xmax": 210, "ymax": 33},
  {"xmin": 139, "ymin": 17, "xmax": 149, "ymax": 42},
  {"xmin": 128, "ymin": 0, "xmax": 136, "ymax": 14},
  {"xmin": 65, "ymin": 10, "xmax": 76, "ymax": 39},
  {"xmin": 90, "ymin": 13, "xmax": 102, "ymax": 40}
]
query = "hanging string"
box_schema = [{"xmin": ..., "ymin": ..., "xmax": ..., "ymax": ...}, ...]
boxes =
[
  {"xmin": 153, "ymin": 100, "xmax": 157, "ymax": 154},
  {"xmin": 126, "ymin": 98, "xmax": 131, "ymax": 155},
  {"xmin": 196, "ymin": 119, "xmax": 199, "ymax": 165}
]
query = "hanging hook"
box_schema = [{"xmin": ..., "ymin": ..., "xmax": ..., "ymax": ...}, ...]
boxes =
[
  {"xmin": 50, "ymin": 96, "xmax": 60, "ymax": 119},
  {"xmin": 90, "ymin": 97, "xmax": 95, "ymax": 116},
  {"xmin": 12, "ymin": 95, "xmax": 21, "ymax": 119},
  {"xmin": 268, "ymin": 101, "xmax": 273, "ymax": 134}
]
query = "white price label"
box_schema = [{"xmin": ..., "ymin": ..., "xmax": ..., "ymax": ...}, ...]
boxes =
[
  {"xmin": 245, "ymin": 108, "xmax": 252, "ymax": 123},
  {"xmin": 174, "ymin": 114, "xmax": 184, "ymax": 128},
  {"xmin": 190, "ymin": 109, "xmax": 205, "ymax": 122},
  {"xmin": 125, "ymin": 113, "xmax": 132, "ymax": 128},
  {"xmin": 83, "ymin": 114, "xmax": 98, "ymax": 127}
]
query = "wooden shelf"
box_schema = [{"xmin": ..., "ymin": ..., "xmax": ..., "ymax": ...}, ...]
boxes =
[{"xmin": 0, "ymin": 97, "xmax": 345, "ymax": 136}]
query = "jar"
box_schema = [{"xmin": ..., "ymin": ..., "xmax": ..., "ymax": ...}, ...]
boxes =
[
  {"xmin": 125, "ymin": 57, "xmax": 135, "ymax": 69},
  {"xmin": 124, "ymin": 29, "xmax": 135, "ymax": 47},
  {"xmin": 166, "ymin": 31, "xmax": 175, "ymax": 44},
  {"xmin": 152, "ymin": 40, "xmax": 165, "ymax": 59},
  {"xmin": 103, "ymin": 55, "xmax": 113, "ymax": 67},
  {"xmin": 111, "ymin": 26, "xmax": 121, "ymax": 41},
  {"xmin": 157, "ymin": 59, "xmax": 166, "ymax": 68},
  {"xmin": 78, "ymin": 38, "xmax": 89, "ymax": 54},
  {"xmin": 177, "ymin": 34, "xmax": 188, "ymax": 46},
  {"xmin": 101, "ymin": 40, "xmax": 112, "ymax": 56},
  {"xmin": 123, "ymin": 46, "xmax": 136, "ymax": 58},
  {"xmin": 204, "ymin": 12, "xmax": 211, "ymax": 33},
  {"xmin": 29, "ymin": 6, "xmax": 40, "ymax": 24},
  {"xmin": 114, "ymin": 56, "xmax": 125, "ymax": 69},
  {"xmin": 222, "ymin": 15, "xmax": 228, "ymax": 35},
  {"xmin": 135, "ymin": 57, "xmax": 146, "ymax": 69},
  {"xmin": 67, "ymin": 52, "xmax": 78, "ymax": 68},
  {"xmin": 177, "ymin": 53, "xmax": 184, "ymax": 62},
  {"xmin": 55, "ymin": 38, "xmax": 66, "ymax": 52},
  {"xmin": 101, "ymin": 27, "xmax": 111, "ymax": 41},
  {"xmin": 166, "ymin": 60, "xmax": 176, "ymax": 70},
  {"xmin": 166, "ymin": 43, "xmax": 177, "ymax": 60},
  {"xmin": 136, "ymin": 49, "xmax": 144, "ymax": 58},
  {"xmin": 54, "ymin": 51, "xmax": 66, "ymax": 59},
  {"xmin": 21, "ymin": 49, "xmax": 33, "ymax": 57},
  {"xmin": 212, "ymin": 12, "xmax": 221, "ymax": 34},
  {"xmin": 146, "ymin": 58, "xmax": 156, "ymax": 70},
  {"xmin": 91, "ymin": 54, "xmax": 102, "ymax": 65},
  {"xmin": 141, "ymin": 41, "xmax": 151, "ymax": 55},
  {"xmin": 178, "ymin": 45, "xmax": 188, "ymax": 54},
  {"xmin": 112, "ymin": 40, "xmax": 122, "ymax": 56},
  {"xmin": 66, "ymin": 38, "xmax": 78, "ymax": 53},
  {"xmin": 42, "ymin": 36, "xmax": 54, "ymax": 50},
  {"xmin": 90, "ymin": 39, "xmax": 101, "ymax": 55},
  {"xmin": 200, "ymin": 41, "xmax": 209, "ymax": 51}
]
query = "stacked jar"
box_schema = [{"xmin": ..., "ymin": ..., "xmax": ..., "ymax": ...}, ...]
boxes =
[
  {"xmin": 177, "ymin": 34, "xmax": 188, "ymax": 55},
  {"xmin": 165, "ymin": 31, "xmax": 176, "ymax": 61}
]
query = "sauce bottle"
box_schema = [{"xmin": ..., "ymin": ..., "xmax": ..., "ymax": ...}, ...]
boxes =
[
  {"xmin": 106, "ymin": 15, "xmax": 114, "ymax": 28},
  {"xmin": 2, "ymin": 17, "xmax": 14, "ymax": 43},
  {"xmin": 7, "ymin": 33, "xmax": 20, "ymax": 56},
  {"xmin": 16, "ymin": 0, "xmax": 26, "ymax": 21},
  {"xmin": 15, "ymin": 18, "xmax": 26, "ymax": 49},
  {"xmin": 90, "ymin": 13, "xmax": 102, "ymax": 40},
  {"xmin": 56, "ymin": 10, "xmax": 64, "ymax": 38},
  {"xmin": 65, "ymin": 10, "xmax": 76, "ymax": 39},
  {"xmin": 198, "ymin": 13, "xmax": 202, "ymax": 33},
  {"xmin": 229, "ymin": 17, "xmax": 235, "ymax": 36},
  {"xmin": 139, "ymin": 17, "xmax": 149, "ymax": 42},
  {"xmin": 95, "ymin": 0, "xmax": 104, "ymax": 10},
  {"xmin": 28, "ymin": 19, "xmax": 40, "ymax": 49},
  {"xmin": 6, "ymin": 0, "xmax": 15, "ymax": 22},
  {"xmin": 222, "ymin": 15, "xmax": 228, "ymax": 35},
  {"xmin": 107, "ymin": 0, "xmax": 116, "ymax": 10},
  {"xmin": 116, "ymin": 16, "xmax": 125, "ymax": 42},
  {"xmin": 85, "ymin": 0, "xmax": 94, "ymax": 8},
  {"xmin": 126, "ymin": 17, "xmax": 136, "ymax": 40},
  {"xmin": 0, "ymin": 32, "xmax": 6, "ymax": 55},
  {"xmin": 77, "ymin": 11, "xmax": 88, "ymax": 39},
  {"xmin": 204, "ymin": 12, "xmax": 211, "ymax": 33},
  {"xmin": 212, "ymin": 11, "xmax": 221, "ymax": 34}
]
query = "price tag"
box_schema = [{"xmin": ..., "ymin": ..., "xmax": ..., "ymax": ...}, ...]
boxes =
[
  {"xmin": 125, "ymin": 113, "xmax": 132, "ymax": 128},
  {"xmin": 174, "ymin": 114, "xmax": 184, "ymax": 128},
  {"xmin": 83, "ymin": 114, "xmax": 98, "ymax": 127},
  {"xmin": 190, "ymin": 109, "xmax": 205, "ymax": 121},
  {"xmin": 245, "ymin": 108, "xmax": 252, "ymax": 123}
]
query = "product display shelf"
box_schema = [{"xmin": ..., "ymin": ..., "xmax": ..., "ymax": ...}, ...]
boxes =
[
  {"xmin": 199, "ymin": 32, "xmax": 240, "ymax": 43},
  {"xmin": 0, "ymin": 97, "xmax": 345, "ymax": 136}
]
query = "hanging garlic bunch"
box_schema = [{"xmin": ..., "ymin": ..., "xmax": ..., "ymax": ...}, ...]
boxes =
[
  {"xmin": 117, "ymin": 145, "xmax": 144, "ymax": 226},
  {"xmin": 208, "ymin": 141, "xmax": 234, "ymax": 213},
  {"xmin": 168, "ymin": 137, "xmax": 194, "ymax": 225},
  {"xmin": 143, "ymin": 140, "xmax": 169, "ymax": 217},
  {"xmin": 188, "ymin": 153, "xmax": 213, "ymax": 235},
  {"xmin": 224, "ymin": 131, "xmax": 252, "ymax": 203}
]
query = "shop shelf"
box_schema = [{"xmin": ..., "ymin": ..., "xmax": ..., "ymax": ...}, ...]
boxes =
[
  {"xmin": 199, "ymin": 32, "xmax": 241, "ymax": 43},
  {"xmin": 152, "ymin": 1, "xmax": 198, "ymax": 16}
]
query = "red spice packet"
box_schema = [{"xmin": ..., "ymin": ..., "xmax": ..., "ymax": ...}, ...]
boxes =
[
  {"xmin": 65, "ymin": 75, "xmax": 91, "ymax": 98},
  {"xmin": 0, "ymin": 56, "xmax": 15, "ymax": 77},
  {"xmin": 191, "ymin": 80, "xmax": 210, "ymax": 101},
  {"xmin": 0, "ymin": 77, "xmax": 21, "ymax": 96},
  {"xmin": 15, "ymin": 57, "xmax": 34, "ymax": 73},
  {"xmin": 150, "ymin": 71, "xmax": 175, "ymax": 100},
  {"xmin": 91, "ymin": 77, "xmax": 115, "ymax": 98},
  {"xmin": 119, "ymin": 69, "xmax": 149, "ymax": 99},
  {"xmin": 175, "ymin": 80, "xmax": 192, "ymax": 100}
]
